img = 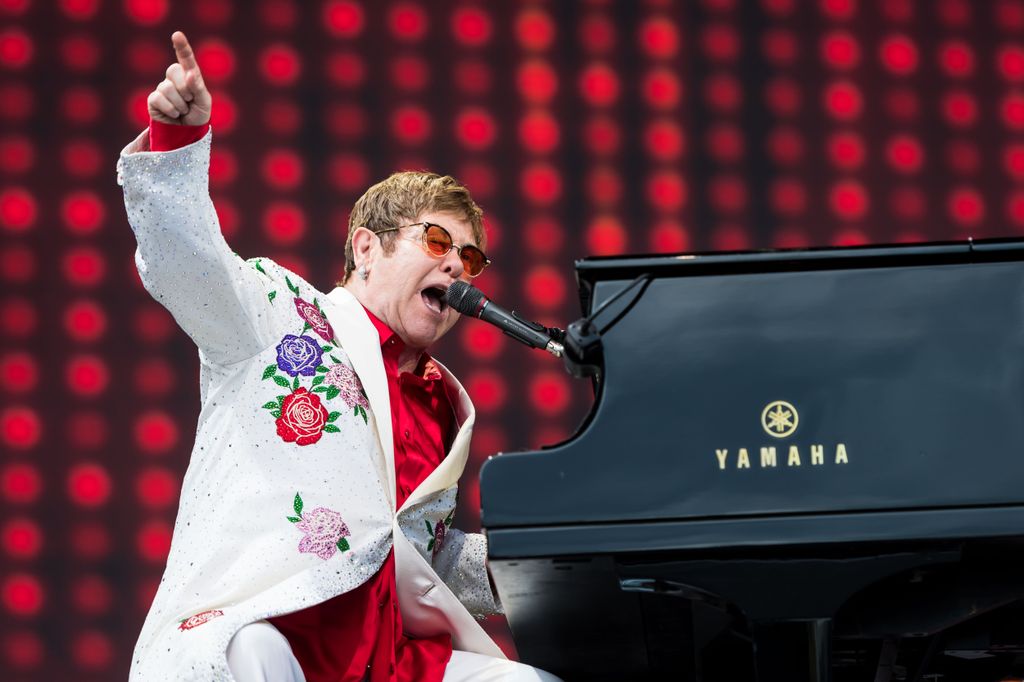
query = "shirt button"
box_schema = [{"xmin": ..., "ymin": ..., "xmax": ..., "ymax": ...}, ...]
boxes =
[{"xmin": 404, "ymin": 429, "xmax": 410, "ymax": 439}]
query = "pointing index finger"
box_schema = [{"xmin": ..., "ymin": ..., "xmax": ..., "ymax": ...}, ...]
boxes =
[{"xmin": 171, "ymin": 30, "xmax": 199, "ymax": 72}]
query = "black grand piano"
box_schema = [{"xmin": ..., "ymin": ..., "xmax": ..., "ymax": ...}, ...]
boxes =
[{"xmin": 479, "ymin": 239, "xmax": 1024, "ymax": 681}]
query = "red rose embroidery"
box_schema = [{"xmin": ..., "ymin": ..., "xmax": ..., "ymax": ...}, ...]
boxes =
[
  {"xmin": 178, "ymin": 609, "xmax": 224, "ymax": 632},
  {"xmin": 276, "ymin": 388, "xmax": 330, "ymax": 446},
  {"xmin": 294, "ymin": 297, "xmax": 335, "ymax": 343}
]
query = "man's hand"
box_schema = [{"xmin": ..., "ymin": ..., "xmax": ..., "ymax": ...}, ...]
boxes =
[{"xmin": 147, "ymin": 31, "xmax": 212, "ymax": 126}]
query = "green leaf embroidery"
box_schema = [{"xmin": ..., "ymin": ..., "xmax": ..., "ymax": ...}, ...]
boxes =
[
  {"xmin": 427, "ymin": 539, "xmax": 435, "ymax": 551},
  {"xmin": 315, "ymin": 365, "xmax": 329, "ymax": 373},
  {"xmin": 268, "ymin": 290, "xmax": 277, "ymax": 304},
  {"xmin": 323, "ymin": 424, "xmax": 340, "ymax": 433},
  {"xmin": 292, "ymin": 375, "xmax": 299, "ymax": 390},
  {"xmin": 325, "ymin": 386, "xmax": 341, "ymax": 401},
  {"xmin": 327, "ymin": 411, "xmax": 341, "ymax": 422},
  {"xmin": 321, "ymin": 345, "xmax": 332, "ymax": 353},
  {"xmin": 330, "ymin": 354, "xmax": 341, "ymax": 364},
  {"xmin": 301, "ymin": 322, "xmax": 311, "ymax": 334},
  {"xmin": 313, "ymin": 298, "xmax": 321, "ymax": 311},
  {"xmin": 270, "ymin": 410, "xmax": 282, "ymax": 419},
  {"xmin": 253, "ymin": 260, "xmax": 267, "ymax": 275},
  {"xmin": 277, "ymin": 395, "xmax": 286, "ymax": 406},
  {"xmin": 262, "ymin": 364, "xmax": 277, "ymax": 380},
  {"xmin": 425, "ymin": 520, "xmax": 433, "ymax": 533},
  {"xmin": 311, "ymin": 375, "xmax": 325, "ymax": 387},
  {"xmin": 261, "ymin": 401, "xmax": 278, "ymax": 410},
  {"xmin": 336, "ymin": 537, "xmax": 349, "ymax": 552},
  {"xmin": 293, "ymin": 493, "xmax": 303, "ymax": 516},
  {"xmin": 358, "ymin": 406, "xmax": 367, "ymax": 424},
  {"xmin": 286, "ymin": 516, "xmax": 300, "ymax": 523},
  {"xmin": 353, "ymin": 406, "xmax": 358, "ymax": 416},
  {"xmin": 285, "ymin": 275, "xmax": 300, "ymax": 296},
  {"xmin": 313, "ymin": 386, "xmax": 328, "ymax": 393},
  {"xmin": 272, "ymin": 375, "xmax": 291, "ymax": 388}
]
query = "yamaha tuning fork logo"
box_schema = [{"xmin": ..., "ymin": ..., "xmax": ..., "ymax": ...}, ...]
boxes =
[{"xmin": 714, "ymin": 400, "xmax": 849, "ymax": 471}]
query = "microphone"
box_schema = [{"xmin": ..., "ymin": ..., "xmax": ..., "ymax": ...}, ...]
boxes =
[{"xmin": 445, "ymin": 281, "xmax": 564, "ymax": 357}]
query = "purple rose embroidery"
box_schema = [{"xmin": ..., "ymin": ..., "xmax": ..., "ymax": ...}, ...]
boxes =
[
  {"xmin": 324, "ymin": 363, "xmax": 369, "ymax": 409},
  {"xmin": 276, "ymin": 334, "xmax": 323, "ymax": 377},
  {"xmin": 296, "ymin": 506, "xmax": 351, "ymax": 560},
  {"xmin": 294, "ymin": 298, "xmax": 335, "ymax": 343},
  {"xmin": 432, "ymin": 521, "xmax": 446, "ymax": 559}
]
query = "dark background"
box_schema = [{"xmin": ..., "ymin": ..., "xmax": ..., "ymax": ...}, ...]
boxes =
[{"xmin": 3, "ymin": 0, "xmax": 1024, "ymax": 678}]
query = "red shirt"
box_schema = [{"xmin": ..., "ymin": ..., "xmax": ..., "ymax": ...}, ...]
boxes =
[{"xmin": 149, "ymin": 120, "xmax": 455, "ymax": 681}]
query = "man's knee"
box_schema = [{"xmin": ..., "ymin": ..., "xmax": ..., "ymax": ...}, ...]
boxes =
[{"xmin": 226, "ymin": 621, "xmax": 305, "ymax": 682}]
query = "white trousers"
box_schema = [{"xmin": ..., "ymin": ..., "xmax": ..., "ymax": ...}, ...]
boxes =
[{"xmin": 226, "ymin": 621, "xmax": 563, "ymax": 682}]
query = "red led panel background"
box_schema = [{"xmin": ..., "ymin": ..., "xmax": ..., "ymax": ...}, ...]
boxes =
[{"xmin": 3, "ymin": 0, "xmax": 1024, "ymax": 678}]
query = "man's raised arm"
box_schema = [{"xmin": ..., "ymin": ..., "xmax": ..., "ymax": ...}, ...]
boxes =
[{"xmin": 117, "ymin": 32, "xmax": 283, "ymax": 367}]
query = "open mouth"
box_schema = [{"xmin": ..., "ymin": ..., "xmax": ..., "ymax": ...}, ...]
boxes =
[{"xmin": 421, "ymin": 286, "xmax": 448, "ymax": 315}]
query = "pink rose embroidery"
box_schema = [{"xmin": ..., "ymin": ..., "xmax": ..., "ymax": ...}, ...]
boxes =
[
  {"xmin": 427, "ymin": 511, "xmax": 454, "ymax": 559},
  {"xmin": 324, "ymin": 363, "xmax": 369, "ymax": 409},
  {"xmin": 294, "ymin": 297, "xmax": 335, "ymax": 343},
  {"xmin": 288, "ymin": 493, "xmax": 351, "ymax": 560},
  {"xmin": 276, "ymin": 388, "xmax": 330, "ymax": 446},
  {"xmin": 178, "ymin": 609, "xmax": 224, "ymax": 632}
]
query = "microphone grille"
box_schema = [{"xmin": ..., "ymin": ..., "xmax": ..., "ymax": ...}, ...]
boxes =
[{"xmin": 444, "ymin": 280, "xmax": 484, "ymax": 315}]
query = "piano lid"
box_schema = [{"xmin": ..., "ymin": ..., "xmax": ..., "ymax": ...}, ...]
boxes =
[{"xmin": 481, "ymin": 238, "xmax": 1024, "ymax": 532}]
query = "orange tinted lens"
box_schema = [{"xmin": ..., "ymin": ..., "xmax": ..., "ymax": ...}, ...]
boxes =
[
  {"xmin": 460, "ymin": 246, "xmax": 487, "ymax": 276},
  {"xmin": 423, "ymin": 225, "xmax": 452, "ymax": 256}
]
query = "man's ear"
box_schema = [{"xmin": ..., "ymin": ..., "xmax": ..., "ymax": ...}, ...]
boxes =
[{"xmin": 350, "ymin": 226, "xmax": 376, "ymax": 269}]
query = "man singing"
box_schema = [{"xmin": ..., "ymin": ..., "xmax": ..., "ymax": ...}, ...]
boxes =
[{"xmin": 118, "ymin": 31, "xmax": 559, "ymax": 682}]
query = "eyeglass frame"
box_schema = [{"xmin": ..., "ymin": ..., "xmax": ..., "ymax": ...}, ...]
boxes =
[{"xmin": 374, "ymin": 221, "xmax": 491, "ymax": 277}]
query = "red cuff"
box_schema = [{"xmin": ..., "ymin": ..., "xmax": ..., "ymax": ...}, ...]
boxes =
[{"xmin": 149, "ymin": 118, "xmax": 210, "ymax": 152}]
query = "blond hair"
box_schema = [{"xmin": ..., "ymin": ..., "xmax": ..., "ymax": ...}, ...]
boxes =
[{"xmin": 340, "ymin": 171, "xmax": 485, "ymax": 284}]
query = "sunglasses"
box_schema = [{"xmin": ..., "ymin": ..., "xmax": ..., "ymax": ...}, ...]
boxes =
[{"xmin": 377, "ymin": 222, "xmax": 491, "ymax": 277}]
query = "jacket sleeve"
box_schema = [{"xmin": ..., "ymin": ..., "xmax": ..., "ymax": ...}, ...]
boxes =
[
  {"xmin": 117, "ymin": 128, "xmax": 284, "ymax": 366},
  {"xmin": 432, "ymin": 529, "xmax": 502, "ymax": 619}
]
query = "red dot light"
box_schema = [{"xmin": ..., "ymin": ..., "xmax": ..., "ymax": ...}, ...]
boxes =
[
  {"xmin": 460, "ymin": 323, "xmax": 505, "ymax": 359},
  {"xmin": 770, "ymin": 178, "xmax": 807, "ymax": 216},
  {"xmin": 829, "ymin": 179, "xmax": 869, "ymax": 220},
  {"xmin": 709, "ymin": 175, "xmax": 749, "ymax": 213},
  {"xmin": 61, "ymin": 191, "xmax": 105, "ymax": 234},
  {"xmin": 823, "ymin": 80, "xmax": 863, "ymax": 120},
  {"xmin": 820, "ymin": 0, "xmax": 856, "ymax": 20},
  {"xmin": 323, "ymin": 0, "xmax": 364, "ymax": 37},
  {"xmin": 451, "ymin": 6, "xmax": 492, "ymax": 46},
  {"xmin": 71, "ymin": 575, "xmax": 112, "ymax": 615},
  {"xmin": 529, "ymin": 371, "xmax": 571, "ymax": 416},
  {"xmin": 67, "ymin": 355, "xmax": 109, "ymax": 396},
  {"xmin": 700, "ymin": 23, "xmax": 740, "ymax": 62},
  {"xmin": 195, "ymin": 40, "xmax": 236, "ymax": 82},
  {"xmin": 821, "ymin": 31, "xmax": 860, "ymax": 69},
  {"xmin": 64, "ymin": 299, "xmax": 107, "ymax": 342},
  {"xmin": 134, "ymin": 410, "xmax": 179, "ymax": 454},
  {"xmin": 1002, "ymin": 92, "xmax": 1024, "ymax": 130},
  {"xmin": 579, "ymin": 63, "xmax": 620, "ymax": 106},
  {"xmin": 586, "ymin": 216, "xmax": 627, "ymax": 255},
  {"xmin": 639, "ymin": 16, "xmax": 679, "ymax": 58},
  {"xmin": 391, "ymin": 55, "xmax": 429, "ymax": 91},
  {"xmin": 646, "ymin": 170, "xmax": 688, "ymax": 212},
  {"xmin": 260, "ymin": 44, "xmax": 302, "ymax": 85},
  {"xmin": 388, "ymin": 2, "xmax": 429, "ymax": 41},
  {"xmin": 706, "ymin": 123, "xmax": 744, "ymax": 162},
  {"xmin": 583, "ymin": 116, "xmax": 621, "ymax": 155},
  {"xmin": 0, "ymin": 187, "xmax": 36, "ymax": 232},
  {"xmin": 1, "ymin": 245, "xmax": 33, "ymax": 283},
  {"xmin": 948, "ymin": 187, "xmax": 985, "ymax": 226},
  {"xmin": 942, "ymin": 90, "xmax": 977, "ymax": 127},
  {"xmin": 1, "ymin": 464, "xmax": 40, "ymax": 504},
  {"xmin": 454, "ymin": 59, "xmax": 490, "ymax": 94},
  {"xmin": 0, "ymin": 352, "xmax": 36, "ymax": 393},
  {"xmin": 0, "ymin": 135, "xmax": 33, "ymax": 172},
  {"xmin": 60, "ymin": 0, "xmax": 99, "ymax": 20},
  {"xmin": 67, "ymin": 462, "xmax": 112, "ymax": 508},
  {"xmin": 62, "ymin": 247, "xmax": 106, "ymax": 287},
  {"xmin": 579, "ymin": 14, "xmax": 616, "ymax": 53},
  {"xmin": 762, "ymin": 28, "xmax": 798, "ymax": 65},
  {"xmin": 879, "ymin": 34, "xmax": 918, "ymax": 75},
  {"xmin": 261, "ymin": 148, "xmax": 304, "ymax": 189},
  {"xmin": 68, "ymin": 411, "xmax": 108, "ymax": 449},
  {"xmin": 704, "ymin": 73, "xmax": 741, "ymax": 112},
  {"xmin": 124, "ymin": 0, "xmax": 168, "ymax": 25},
  {"xmin": 643, "ymin": 119, "xmax": 686, "ymax": 161},
  {"xmin": 72, "ymin": 629, "xmax": 113, "ymax": 670},
  {"xmin": 520, "ymin": 163, "xmax": 562, "ymax": 205},
  {"xmin": 63, "ymin": 139, "xmax": 102, "ymax": 176},
  {"xmin": 455, "ymin": 107, "xmax": 497, "ymax": 150},
  {"xmin": 133, "ymin": 357, "xmax": 176, "ymax": 396},
  {"xmin": 764, "ymin": 77, "xmax": 801, "ymax": 116},
  {"xmin": 649, "ymin": 219, "xmax": 690, "ymax": 253},
  {"xmin": 2, "ymin": 573, "xmax": 43, "ymax": 616},
  {"xmin": 136, "ymin": 520, "xmax": 173, "ymax": 562},
  {"xmin": 885, "ymin": 135, "xmax": 924, "ymax": 173},
  {"xmin": 523, "ymin": 265, "xmax": 567, "ymax": 309},
  {"xmin": 766, "ymin": 127, "xmax": 805, "ymax": 165},
  {"xmin": 939, "ymin": 40, "xmax": 974, "ymax": 77},
  {"xmin": 2, "ymin": 518, "xmax": 41, "ymax": 559},
  {"xmin": 643, "ymin": 68, "xmax": 682, "ymax": 109},
  {"xmin": 263, "ymin": 201, "xmax": 306, "ymax": 245},
  {"xmin": 0, "ymin": 28, "xmax": 33, "ymax": 69},
  {"xmin": 135, "ymin": 467, "xmax": 178, "ymax": 509},
  {"xmin": 328, "ymin": 153, "xmax": 369, "ymax": 192},
  {"xmin": 1004, "ymin": 144, "xmax": 1024, "ymax": 179},
  {"xmin": 998, "ymin": 44, "xmax": 1024, "ymax": 82},
  {"xmin": 827, "ymin": 131, "xmax": 866, "ymax": 170},
  {"xmin": 1, "ymin": 407, "xmax": 40, "ymax": 450},
  {"xmin": 3, "ymin": 630, "xmax": 43, "ymax": 669},
  {"xmin": 519, "ymin": 110, "xmax": 560, "ymax": 154},
  {"xmin": 523, "ymin": 216, "xmax": 564, "ymax": 256},
  {"xmin": 391, "ymin": 105, "xmax": 432, "ymax": 145},
  {"xmin": 60, "ymin": 34, "xmax": 99, "ymax": 72},
  {"xmin": 517, "ymin": 60, "xmax": 558, "ymax": 103},
  {"xmin": 327, "ymin": 52, "xmax": 365, "ymax": 88},
  {"xmin": 0, "ymin": 83, "xmax": 32, "ymax": 120},
  {"xmin": 516, "ymin": 8, "xmax": 555, "ymax": 51},
  {"xmin": 585, "ymin": 167, "xmax": 623, "ymax": 206},
  {"xmin": 70, "ymin": 522, "xmax": 111, "ymax": 560}
]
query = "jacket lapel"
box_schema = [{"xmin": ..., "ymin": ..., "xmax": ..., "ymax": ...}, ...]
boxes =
[
  {"xmin": 323, "ymin": 287, "xmax": 395, "ymax": 507},
  {"xmin": 398, "ymin": 360, "xmax": 475, "ymax": 513}
]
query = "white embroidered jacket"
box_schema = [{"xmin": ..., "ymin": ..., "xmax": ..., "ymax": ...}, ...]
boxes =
[{"xmin": 117, "ymin": 129, "xmax": 504, "ymax": 681}]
